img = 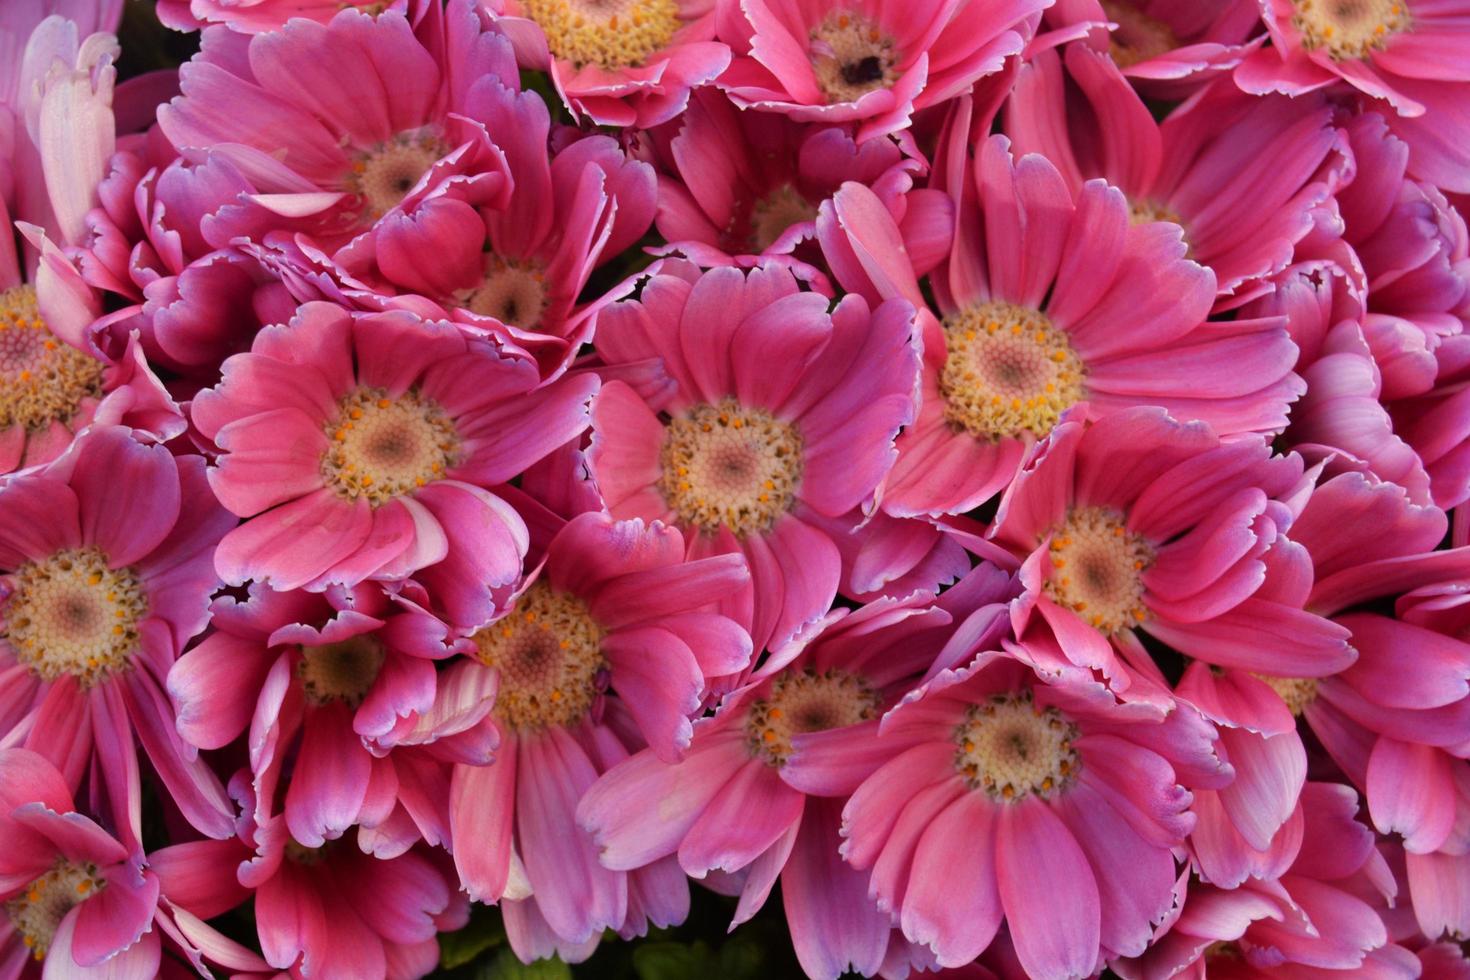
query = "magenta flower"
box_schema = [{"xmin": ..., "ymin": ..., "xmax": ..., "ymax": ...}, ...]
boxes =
[
  {"xmin": 1118, "ymin": 782, "xmax": 1415, "ymax": 979},
  {"xmin": 1045, "ymin": 0, "xmax": 1263, "ymax": 95},
  {"xmin": 1236, "ymin": 0, "xmax": 1470, "ymax": 194},
  {"xmin": 837, "ymin": 653, "xmax": 1214, "ymax": 978},
  {"xmin": 191, "ymin": 302, "xmax": 596, "ymax": 624},
  {"xmin": 255, "ymin": 108, "xmax": 657, "ymax": 377},
  {"xmin": 230, "ymin": 772, "xmax": 470, "ymax": 980},
  {"xmin": 987, "ymin": 409, "xmax": 1352, "ymax": 703},
  {"xmin": 167, "ymin": 580, "xmax": 496, "ymax": 855},
  {"xmin": 446, "ymin": 512, "xmax": 749, "ymax": 959},
  {"xmin": 579, "ymin": 572, "xmax": 1017, "ymax": 979},
  {"xmin": 157, "ymin": 2, "xmax": 518, "ymax": 260},
  {"xmin": 716, "ymin": 0, "xmax": 1042, "ymax": 142},
  {"xmin": 155, "ymin": 0, "xmax": 410, "ymax": 33},
  {"xmin": 586, "ymin": 261, "xmax": 919, "ymax": 656},
  {"xmin": 488, "ymin": 0, "xmax": 729, "ymax": 129},
  {"xmin": 1006, "ymin": 44, "xmax": 1349, "ymax": 304},
  {"xmin": 0, "ymin": 426, "xmax": 236, "ymax": 846},
  {"xmin": 819, "ymin": 132, "xmax": 1301, "ymax": 517},
  {"xmin": 0, "ymin": 748, "xmax": 162, "ymax": 977},
  {"xmin": 642, "ymin": 88, "xmax": 950, "ymax": 276}
]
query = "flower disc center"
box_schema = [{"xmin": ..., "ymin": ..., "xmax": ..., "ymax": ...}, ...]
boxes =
[
  {"xmin": 473, "ymin": 581, "xmax": 606, "ymax": 730},
  {"xmin": 0, "ymin": 285, "xmax": 103, "ymax": 434},
  {"xmin": 297, "ymin": 636, "xmax": 386, "ymax": 707},
  {"xmin": 519, "ymin": 0, "xmax": 682, "ymax": 68},
  {"xmin": 1101, "ymin": 0, "xmax": 1179, "ymax": 67},
  {"xmin": 809, "ymin": 11, "xmax": 900, "ymax": 104},
  {"xmin": 321, "ymin": 387, "xmax": 460, "ymax": 507},
  {"xmin": 349, "ymin": 132, "xmax": 443, "ymax": 219},
  {"xmin": 1044, "ymin": 507, "xmax": 1154, "ymax": 634},
  {"xmin": 659, "ymin": 398, "xmax": 803, "ymax": 537},
  {"xmin": 5, "ymin": 860, "xmax": 104, "ymax": 963},
  {"xmin": 746, "ymin": 667, "xmax": 881, "ymax": 767},
  {"xmin": 4, "ymin": 547, "xmax": 147, "ymax": 686},
  {"xmin": 1291, "ymin": 0, "xmax": 1408, "ymax": 59},
  {"xmin": 954, "ymin": 691, "xmax": 1081, "ymax": 801},
  {"xmin": 461, "ymin": 257, "xmax": 548, "ymax": 331}
]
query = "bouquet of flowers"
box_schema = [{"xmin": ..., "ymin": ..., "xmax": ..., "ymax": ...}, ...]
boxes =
[{"xmin": 0, "ymin": 0, "xmax": 1467, "ymax": 977}]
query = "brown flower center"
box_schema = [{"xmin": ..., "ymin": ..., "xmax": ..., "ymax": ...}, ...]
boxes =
[
  {"xmin": 0, "ymin": 285, "xmax": 103, "ymax": 434},
  {"xmin": 320, "ymin": 386, "xmax": 460, "ymax": 507},
  {"xmin": 954, "ymin": 691, "xmax": 1081, "ymax": 801},
  {"xmin": 809, "ymin": 11, "xmax": 900, "ymax": 104},
  {"xmin": 1291, "ymin": 0, "xmax": 1409, "ymax": 59},
  {"xmin": 1044, "ymin": 507, "xmax": 1154, "ymax": 634},
  {"xmin": 473, "ymin": 581, "xmax": 606, "ymax": 730},
  {"xmin": 746, "ymin": 667, "xmax": 881, "ymax": 766}
]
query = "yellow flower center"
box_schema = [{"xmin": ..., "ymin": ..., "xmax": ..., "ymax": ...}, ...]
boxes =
[
  {"xmin": 460, "ymin": 257, "xmax": 548, "ymax": 331},
  {"xmin": 0, "ymin": 285, "xmax": 103, "ymax": 434},
  {"xmin": 953, "ymin": 691, "xmax": 1081, "ymax": 801},
  {"xmin": 5, "ymin": 861, "xmax": 105, "ymax": 963},
  {"xmin": 745, "ymin": 667, "xmax": 882, "ymax": 767},
  {"xmin": 939, "ymin": 301, "xmax": 1086, "ymax": 442},
  {"xmin": 747, "ymin": 184, "xmax": 818, "ymax": 252},
  {"xmin": 4, "ymin": 547, "xmax": 147, "ymax": 687},
  {"xmin": 1101, "ymin": 0, "xmax": 1180, "ymax": 68},
  {"xmin": 1292, "ymin": 0, "xmax": 1409, "ymax": 59},
  {"xmin": 659, "ymin": 398, "xmax": 803, "ymax": 538},
  {"xmin": 1254, "ymin": 674, "xmax": 1320, "ymax": 716},
  {"xmin": 347, "ymin": 132, "xmax": 444, "ymax": 220},
  {"xmin": 297, "ymin": 636, "xmax": 385, "ymax": 707},
  {"xmin": 1044, "ymin": 507, "xmax": 1154, "ymax": 634},
  {"xmin": 473, "ymin": 581, "xmax": 605, "ymax": 730},
  {"xmin": 809, "ymin": 11, "xmax": 900, "ymax": 104},
  {"xmin": 320, "ymin": 387, "xmax": 460, "ymax": 507},
  {"xmin": 518, "ymin": 0, "xmax": 682, "ymax": 68}
]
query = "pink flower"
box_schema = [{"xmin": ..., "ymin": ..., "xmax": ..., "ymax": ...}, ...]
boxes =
[
  {"xmin": 487, "ymin": 0, "xmax": 729, "ymax": 129},
  {"xmin": 639, "ymin": 87, "xmax": 950, "ymax": 276},
  {"xmin": 252, "ymin": 113, "xmax": 657, "ymax": 378},
  {"xmin": 1045, "ymin": 0, "xmax": 1263, "ymax": 96},
  {"xmin": 0, "ymin": 748, "xmax": 162, "ymax": 978},
  {"xmin": 446, "ymin": 512, "xmax": 749, "ymax": 959},
  {"xmin": 0, "ymin": 426, "xmax": 236, "ymax": 846},
  {"xmin": 836, "ymin": 652, "xmax": 1213, "ymax": 978},
  {"xmin": 157, "ymin": 2, "xmax": 519, "ymax": 261},
  {"xmin": 578, "ymin": 571, "xmax": 1018, "ymax": 979},
  {"xmin": 231, "ymin": 771, "xmax": 470, "ymax": 980},
  {"xmin": 819, "ymin": 131, "xmax": 1301, "ymax": 517},
  {"xmin": 1118, "ymin": 782, "xmax": 1415, "ymax": 979},
  {"xmin": 987, "ymin": 409, "xmax": 1352, "ymax": 702},
  {"xmin": 1235, "ymin": 0, "xmax": 1470, "ymax": 194},
  {"xmin": 585, "ymin": 260, "xmax": 920, "ymax": 655},
  {"xmin": 716, "ymin": 0, "xmax": 1042, "ymax": 142},
  {"xmin": 167, "ymin": 580, "xmax": 497, "ymax": 855},
  {"xmin": 1006, "ymin": 44, "xmax": 1349, "ymax": 304},
  {"xmin": 191, "ymin": 302, "xmax": 597, "ymax": 624}
]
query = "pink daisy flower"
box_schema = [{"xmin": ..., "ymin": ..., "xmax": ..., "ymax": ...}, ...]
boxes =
[
  {"xmin": 487, "ymin": 0, "xmax": 730, "ymax": 129},
  {"xmin": 157, "ymin": 2, "xmax": 519, "ymax": 262},
  {"xmin": 253, "ymin": 108, "xmax": 657, "ymax": 378},
  {"xmin": 640, "ymin": 87, "xmax": 951, "ymax": 276},
  {"xmin": 167, "ymin": 580, "xmax": 497, "ymax": 856},
  {"xmin": 0, "ymin": 426, "xmax": 236, "ymax": 847},
  {"xmin": 1045, "ymin": 0, "xmax": 1263, "ymax": 95},
  {"xmin": 716, "ymin": 0, "xmax": 1043, "ymax": 142},
  {"xmin": 1005, "ymin": 44, "xmax": 1349, "ymax": 304},
  {"xmin": 986, "ymin": 409, "xmax": 1353, "ymax": 701},
  {"xmin": 0, "ymin": 748, "xmax": 163, "ymax": 978},
  {"xmin": 836, "ymin": 652, "xmax": 1216, "ymax": 978},
  {"xmin": 230, "ymin": 775, "xmax": 470, "ymax": 980},
  {"xmin": 190, "ymin": 302, "xmax": 597, "ymax": 625},
  {"xmin": 578, "ymin": 570, "xmax": 1018, "ymax": 979},
  {"xmin": 1118, "ymin": 782, "xmax": 1416, "ymax": 979},
  {"xmin": 818, "ymin": 130, "xmax": 1301, "ymax": 517},
  {"xmin": 585, "ymin": 260, "xmax": 920, "ymax": 655},
  {"xmin": 446, "ymin": 512, "xmax": 749, "ymax": 960},
  {"xmin": 1235, "ymin": 0, "xmax": 1470, "ymax": 194}
]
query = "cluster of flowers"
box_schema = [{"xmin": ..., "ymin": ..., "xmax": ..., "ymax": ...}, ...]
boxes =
[{"xmin": 0, "ymin": 0, "xmax": 1468, "ymax": 977}]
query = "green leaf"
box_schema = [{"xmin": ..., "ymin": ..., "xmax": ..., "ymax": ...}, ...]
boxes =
[
  {"xmin": 438, "ymin": 906, "xmax": 506, "ymax": 970},
  {"xmin": 631, "ymin": 941, "xmax": 716, "ymax": 980},
  {"xmin": 476, "ymin": 949, "xmax": 572, "ymax": 980}
]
